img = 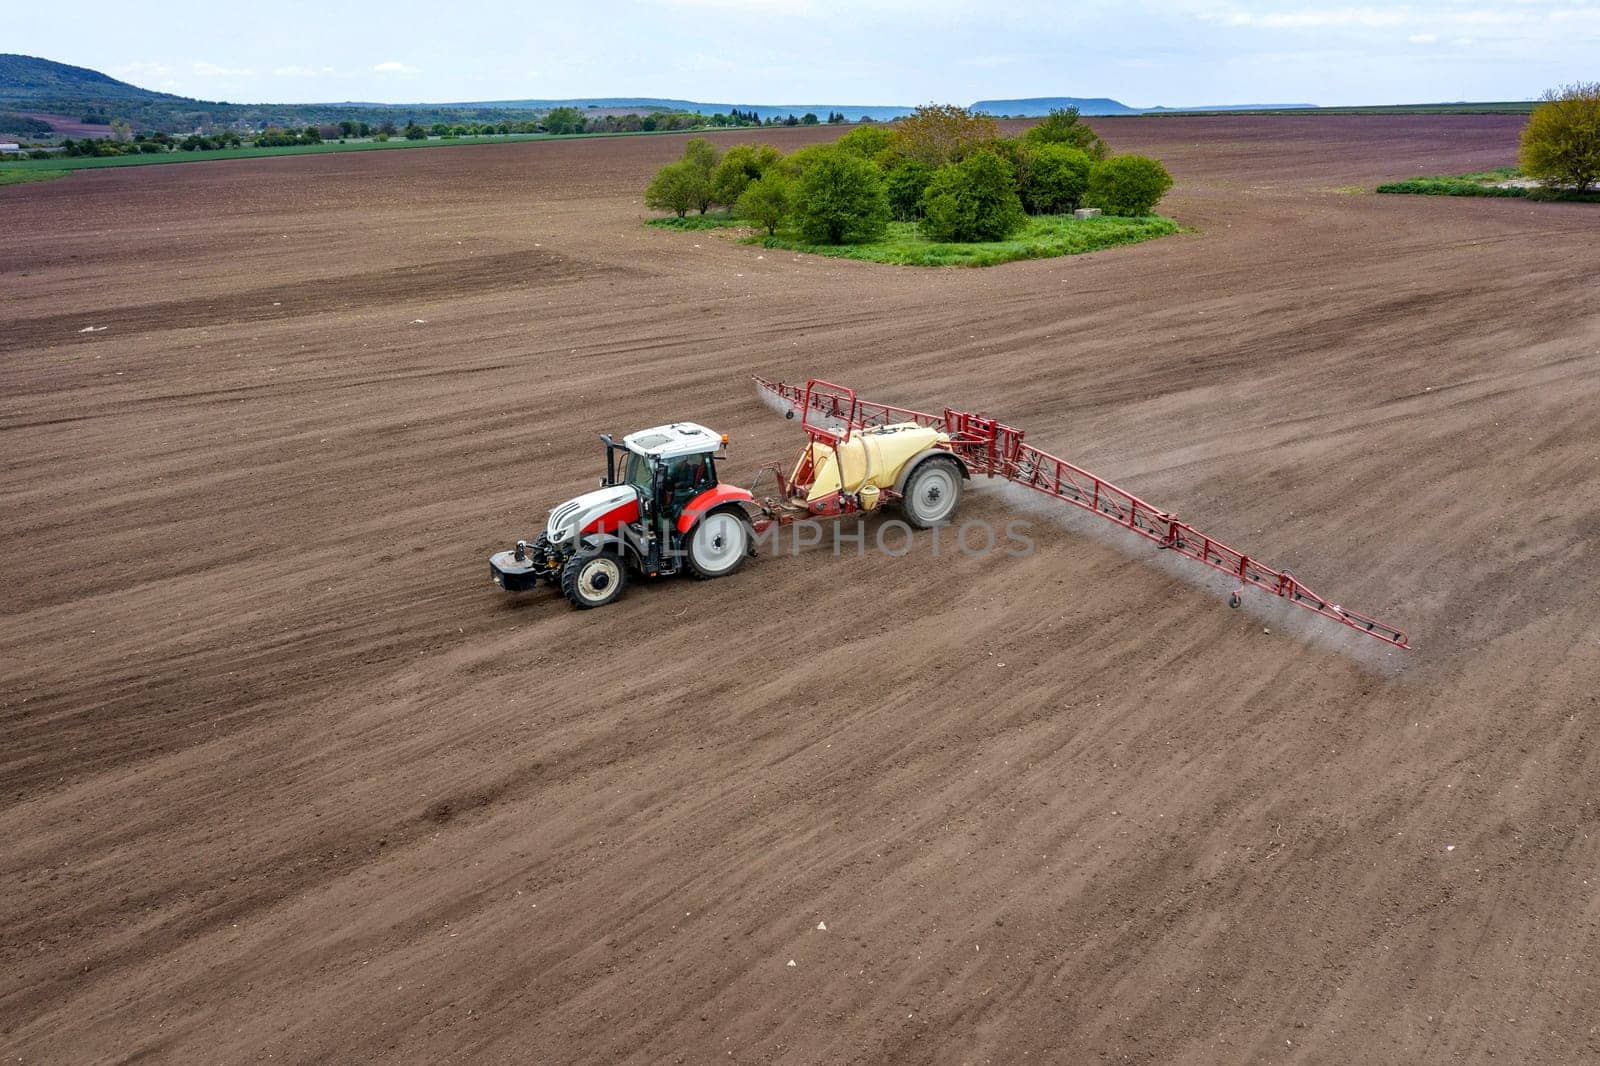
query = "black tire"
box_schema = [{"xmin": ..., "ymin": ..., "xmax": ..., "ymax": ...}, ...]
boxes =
[
  {"xmin": 686, "ymin": 508, "xmax": 752, "ymax": 580},
  {"xmin": 900, "ymin": 456, "xmax": 963, "ymax": 529},
  {"xmin": 560, "ymin": 547, "xmax": 628, "ymax": 609}
]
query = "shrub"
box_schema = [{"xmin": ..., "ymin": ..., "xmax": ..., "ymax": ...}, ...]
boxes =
[
  {"xmin": 645, "ymin": 161, "xmax": 702, "ymax": 217},
  {"xmin": 919, "ymin": 150, "xmax": 1027, "ymax": 242},
  {"xmin": 1520, "ymin": 82, "xmax": 1600, "ymax": 193},
  {"xmin": 835, "ymin": 124, "xmax": 895, "ymax": 159},
  {"xmin": 403, "ymin": 123, "xmax": 427, "ymax": 140},
  {"xmin": 793, "ymin": 148, "xmax": 889, "ymax": 244},
  {"xmin": 710, "ymin": 143, "xmax": 779, "ymax": 206},
  {"xmin": 776, "ymin": 143, "xmax": 834, "ymax": 180},
  {"xmin": 1023, "ymin": 107, "xmax": 1108, "ymax": 160},
  {"xmin": 544, "ymin": 106, "xmax": 584, "ymax": 135},
  {"xmin": 1024, "ymin": 144, "xmax": 1093, "ymax": 214},
  {"xmin": 884, "ymin": 161, "xmax": 934, "ymax": 221},
  {"xmin": 679, "ymin": 138, "xmax": 720, "ymax": 212},
  {"xmin": 1084, "ymin": 155, "xmax": 1173, "ymax": 216},
  {"xmin": 985, "ymin": 137, "xmax": 1036, "ymax": 198},
  {"xmin": 892, "ymin": 104, "xmax": 999, "ymax": 166},
  {"xmin": 737, "ymin": 172, "xmax": 793, "ymax": 235}
]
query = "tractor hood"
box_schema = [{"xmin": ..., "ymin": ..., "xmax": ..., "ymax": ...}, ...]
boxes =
[{"xmin": 546, "ymin": 484, "xmax": 638, "ymax": 546}]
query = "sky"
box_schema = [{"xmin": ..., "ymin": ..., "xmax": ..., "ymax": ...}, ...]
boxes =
[{"xmin": 11, "ymin": 1, "xmax": 1596, "ymax": 107}]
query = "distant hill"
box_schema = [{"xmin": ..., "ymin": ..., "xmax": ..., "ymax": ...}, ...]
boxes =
[
  {"xmin": 456, "ymin": 98, "xmax": 916, "ymax": 122},
  {"xmin": 2, "ymin": 52, "xmax": 1346, "ymax": 139},
  {"xmin": 974, "ymin": 96, "xmax": 1317, "ymax": 116},
  {"xmin": 0, "ymin": 54, "xmax": 185, "ymax": 103},
  {"xmin": 973, "ymin": 96, "xmax": 1140, "ymax": 116}
]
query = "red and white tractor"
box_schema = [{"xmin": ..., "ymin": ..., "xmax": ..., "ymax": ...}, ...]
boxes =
[{"xmin": 489, "ymin": 421, "xmax": 761, "ymax": 608}]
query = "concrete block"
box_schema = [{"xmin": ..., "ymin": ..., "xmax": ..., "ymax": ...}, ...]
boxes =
[{"xmin": 1074, "ymin": 208, "xmax": 1102, "ymax": 220}]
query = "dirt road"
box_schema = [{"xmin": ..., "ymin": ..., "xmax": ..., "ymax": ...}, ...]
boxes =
[{"xmin": 3, "ymin": 115, "xmax": 1597, "ymax": 1063}]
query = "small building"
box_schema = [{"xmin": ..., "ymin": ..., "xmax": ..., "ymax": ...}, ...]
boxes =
[{"xmin": 0, "ymin": 143, "xmax": 22, "ymax": 154}]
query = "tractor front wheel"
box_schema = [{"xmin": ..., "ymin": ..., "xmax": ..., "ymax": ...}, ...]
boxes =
[
  {"xmin": 687, "ymin": 509, "xmax": 751, "ymax": 580},
  {"xmin": 900, "ymin": 456, "xmax": 963, "ymax": 529},
  {"xmin": 561, "ymin": 548, "xmax": 628, "ymax": 609}
]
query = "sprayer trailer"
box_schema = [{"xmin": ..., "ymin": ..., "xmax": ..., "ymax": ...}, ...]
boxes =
[{"xmin": 489, "ymin": 378, "xmax": 1408, "ymax": 649}]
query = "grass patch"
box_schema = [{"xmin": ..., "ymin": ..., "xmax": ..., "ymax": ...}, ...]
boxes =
[
  {"xmin": 651, "ymin": 212, "xmax": 1180, "ymax": 267},
  {"xmin": 0, "ymin": 166, "xmax": 69, "ymax": 186},
  {"xmin": 647, "ymin": 211, "xmax": 750, "ymax": 231},
  {"xmin": 1377, "ymin": 167, "xmax": 1600, "ymax": 202},
  {"xmin": 763, "ymin": 214, "xmax": 1179, "ymax": 267}
]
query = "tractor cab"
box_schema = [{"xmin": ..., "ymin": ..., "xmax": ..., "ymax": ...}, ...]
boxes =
[{"xmin": 603, "ymin": 422, "xmax": 724, "ymax": 528}]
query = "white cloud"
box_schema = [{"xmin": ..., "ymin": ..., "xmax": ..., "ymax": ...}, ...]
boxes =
[
  {"xmin": 192, "ymin": 60, "xmax": 254, "ymax": 78},
  {"xmin": 1407, "ymin": 33, "xmax": 1438, "ymax": 43},
  {"xmin": 1203, "ymin": 6, "xmax": 1406, "ymax": 29},
  {"xmin": 373, "ymin": 60, "xmax": 420, "ymax": 74},
  {"xmin": 273, "ymin": 65, "xmax": 339, "ymax": 77}
]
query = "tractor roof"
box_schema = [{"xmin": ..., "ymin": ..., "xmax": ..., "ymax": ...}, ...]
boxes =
[{"xmin": 623, "ymin": 422, "xmax": 722, "ymax": 460}]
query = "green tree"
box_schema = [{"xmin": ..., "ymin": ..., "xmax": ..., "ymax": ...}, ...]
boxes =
[
  {"xmin": 793, "ymin": 148, "xmax": 889, "ymax": 244},
  {"xmin": 544, "ymin": 106, "xmax": 584, "ymax": 134},
  {"xmin": 884, "ymin": 161, "xmax": 934, "ymax": 221},
  {"xmin": 403, "ymin": 122, "xmax": 427, "ymax": 140},
  {"xmin": 835, "ymin": 124, "xmax": 896, "ymax": 160},
  {"xmin": 1520, "ymin": 82, "xmax": 1600, "ymax": 193},
  {"xmin": 736, "ymin": 172, "xmax": 794, "ymax": 235},
  {"xmin": 892, "ymin": 104, "xmax": 999, "ymax": 166},
  {"xmin": 645, "ymin": 161, "xmax": 701, "ymax": 217},
  {"xmin": 710, "ymin": 143, "xmax": 780, "ymax": 206},
  {"xmin": 919, "ymin": 150, "xmax": 1028, "ymax": 242},
  {"xmin": 1023, "ymin": 107, "xmax": 1108, "ymax": 160},
  {"xmin": 1084, "ymin": 154, "xmax": 1174, "ymax": 216},
  {"xmin": 776, "ymin": 143, "xmax": 834, "ymax": 180},
  {"xmin": 1023, "ymin": 144, "xmax": 1093, "ymax": 214},
  {"xmin": 682, "ymin": 137, "xmax": 720, "ymax": 177},
  {"xmin": 677, "ymin": 137, "xmax": 720, "ymax": 212},
  {"xmin": 801, "ymin": 112, "xmax": 819, "ymax": 125}
]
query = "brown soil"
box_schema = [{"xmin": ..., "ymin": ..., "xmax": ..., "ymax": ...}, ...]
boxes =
[
  {"xmin": 2, "ymin": 115, "xmax": 1597, "ymax": 1065},
  {"xmin": 8, "ymin": 111, "xmax": 114, "ymax": 139}
]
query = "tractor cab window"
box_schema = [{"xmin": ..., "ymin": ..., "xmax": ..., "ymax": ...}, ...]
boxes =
[
  {"xmin": 657, "ymin": 452, "xmax": 716, "ymax": 519},
  {"xmin": 617, "ymin": 451, "xmax": 653, "ymax": 493}
]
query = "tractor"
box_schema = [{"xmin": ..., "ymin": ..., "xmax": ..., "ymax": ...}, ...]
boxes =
[{"xmin": 489, "ymin": 381, "xmax": 970, "ymax": 609}]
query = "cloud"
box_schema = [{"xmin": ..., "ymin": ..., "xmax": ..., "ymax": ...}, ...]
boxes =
[
  {"xmin": 192, "ymin": 61, "xmax": 254, "ymax": 78},
  {"xmin": 1201, "ymin": 6, "xmax": 1406, "ymax": 30},
  {"xmin": 373, "ymin": 60, "xmax": 421, "ymax": 74},
  {"xmin": 1407, "ymin": 33, "xmax": 1438, "ymax": 43},
  {"xmin": 274, "ymin": 65, "xmax": 340, "ymax": 77}
]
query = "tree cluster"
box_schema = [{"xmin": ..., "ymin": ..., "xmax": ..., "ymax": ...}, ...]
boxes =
[{"xmin": 642, "ymin": 105, "xmax": 1174, "ymax": 245}]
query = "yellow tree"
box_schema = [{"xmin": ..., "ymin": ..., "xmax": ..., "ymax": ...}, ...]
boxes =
[
  {"xmin": 1520, "ymin": 82, "xmax": 1600, "ymax": 193},
  {"xmin": 891, "ymin": 104, "xmax": 999, "ymax": 167}
]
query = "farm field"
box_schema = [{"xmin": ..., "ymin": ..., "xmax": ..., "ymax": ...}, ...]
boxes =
[{"xmin": 2, "ymin": 114, "xmax": 1597, "ymax": 1063}]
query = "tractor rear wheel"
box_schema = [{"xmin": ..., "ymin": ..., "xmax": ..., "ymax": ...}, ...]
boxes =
[
  {"xmin": 561, "ymin": 548, "xmax": 628, "ymax": 609},
  {"xmin": 900, "ymin": 456, "xmax": 963, "ymax": 529},
  {"xmin": 687, "ymin": 509, "xmax": 751, "ymax": 580}
]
